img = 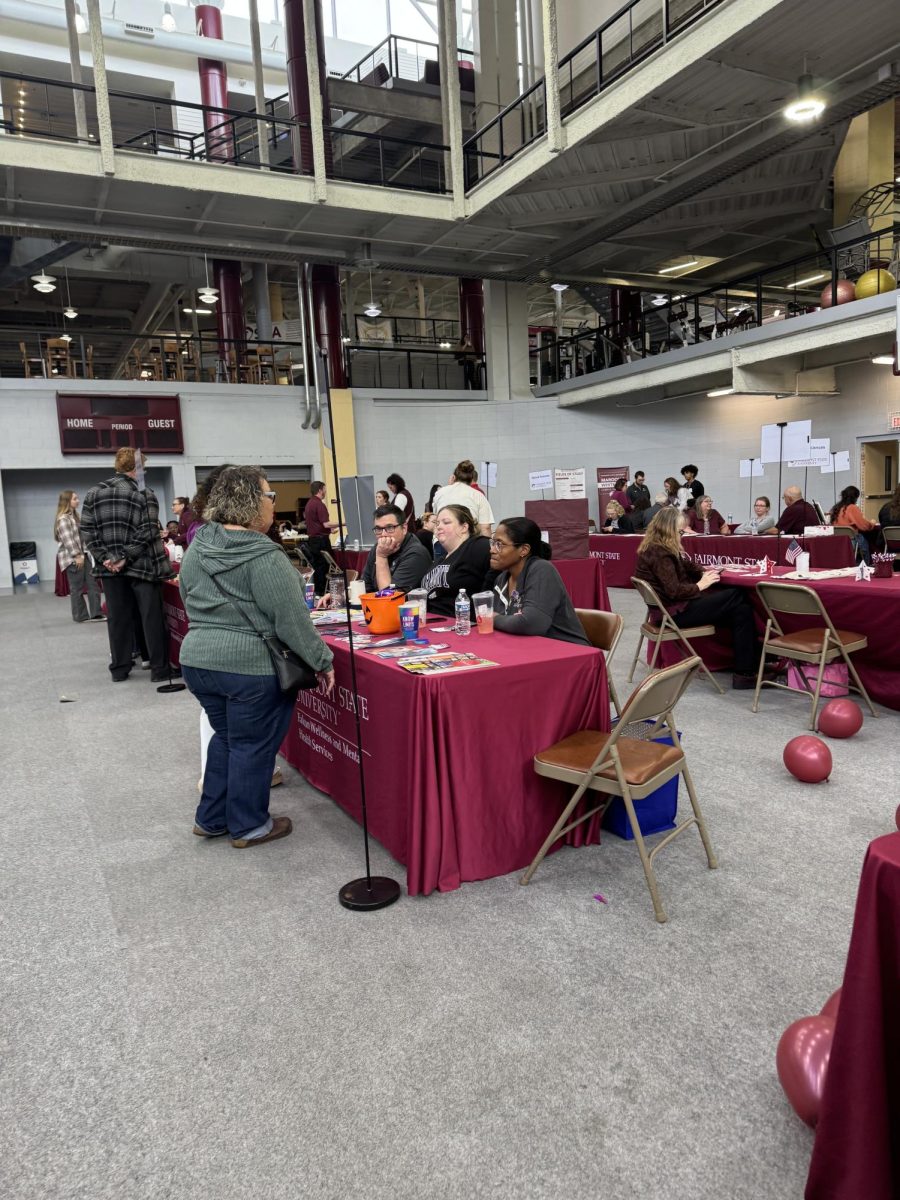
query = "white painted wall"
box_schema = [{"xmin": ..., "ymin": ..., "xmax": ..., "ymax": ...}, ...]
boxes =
[
  {"xmin": 352, "ymin": 359, "xmax": 900, "ymax": 527},
  {"xmin": 0, "ymin": 380, "xmax": 322, "ymax": 590}
]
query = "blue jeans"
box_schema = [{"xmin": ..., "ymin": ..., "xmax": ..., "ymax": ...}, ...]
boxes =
[{"xmin": 182, "ymin": 666, "xmax": 297, "ymax": 840}]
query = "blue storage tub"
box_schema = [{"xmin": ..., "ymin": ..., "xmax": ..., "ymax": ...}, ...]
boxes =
[{"xmin": 602, "ymin": 720, "xmax": 681, "ymax": 840}]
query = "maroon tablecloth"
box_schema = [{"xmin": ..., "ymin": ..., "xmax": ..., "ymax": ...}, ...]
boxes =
[
  {"xmin": 649, "ymin": 567, "xmax": 900, "ymax": 710},
  {"xmin": 280, "ymin": 626, "xmax": 610, "ymax": 895},
  {"xmin": 589, "ymin": 534, "xmax": 855, "ymax": 588},
  {"xmin": 162, "ymin": 579, "xmax": 188, "ymax": 668},
  {"xmin": 806, "ymin": 834, "xmax": 900, "ymax": 1200},
  {"xmin": 334, "ymin": 551, "xmax": 610, "ymax": 611}
]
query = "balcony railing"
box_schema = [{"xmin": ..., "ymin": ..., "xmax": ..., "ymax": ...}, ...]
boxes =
[
  {"xmin": 531, "ymin": 227, "xmax": 899, "ymax": 386},
  {"xmin": 346, "ymin": 344, "xmax": 485, "ymax": 391},
  {"xmin": 352, "ymin": 313, "xmax": 461, "ymax": 344},
  {"xmin": 339, "ymin": 34, "xmax": 474, "ymax": 89},
  {"xmin": 0, "ymin": 70, "xmax": 450, "ymax": 194},
  {"xmin": 463, "ymin": 0, "xmax": 724, "ymax": 187}
]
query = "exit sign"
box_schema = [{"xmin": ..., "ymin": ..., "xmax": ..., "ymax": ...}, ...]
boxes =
[{"xmin": 891, "ymin": 412, "xmax": 900, "ymax": 431}]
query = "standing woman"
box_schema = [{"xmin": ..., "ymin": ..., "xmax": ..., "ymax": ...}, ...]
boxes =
[
  {"xmin": 420, "ymin": 504, "xmax": 491, "ymax": 616},
  {"xmin": 489, "ymin": 518, "xmax": 588, "ymax": 645},
  {"xmin": 54, "ymin": 490, "xmax": 103, "ymax": 622},
  {"xmin": 386, "ymin": 473, "xmax": 416, "ymax": 529},
  {"xmin": 179, "ymin": 466, "xmax": 334, "ymax": 847}
]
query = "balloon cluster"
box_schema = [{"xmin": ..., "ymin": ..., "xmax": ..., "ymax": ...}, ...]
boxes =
[{"xmin": 782, "ymin": 700, "xmax": 864, "ymax": 783}]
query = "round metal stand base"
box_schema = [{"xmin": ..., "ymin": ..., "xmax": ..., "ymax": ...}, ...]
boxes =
[{"xmin": 339, "ymin": 876, "xmax": 402, "ymax": 911}]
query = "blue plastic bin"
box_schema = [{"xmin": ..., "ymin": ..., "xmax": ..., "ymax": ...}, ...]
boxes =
[{"xmin": 602, "ymin": 720, "xmax": 681, "ymax": 840}]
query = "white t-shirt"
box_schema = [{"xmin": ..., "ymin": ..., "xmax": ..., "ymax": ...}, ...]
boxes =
[
  {"xmin": 433, "ymin": 482, "xmax": 494, "ymax": 528},
  {"xmin": 392, "ymin": 493, "xmax": 408, "ymax": 512}
]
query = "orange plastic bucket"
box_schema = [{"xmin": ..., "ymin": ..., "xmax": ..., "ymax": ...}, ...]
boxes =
[{"xmin": 360, "ymin": 591, "xmax": 406, "ymax": 633}]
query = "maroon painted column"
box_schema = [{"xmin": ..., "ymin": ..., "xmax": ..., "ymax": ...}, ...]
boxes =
[
  {"xmin": 195, "ymin": 4, "xmax": 233, "ymax": 163},
  {"xmin": 311, "ymin": 264, "xmax": 346, "ymax": 388},
  {"xmin": 282, "ymin": 0, "xmax": 332, "ymax": 175},
  {"xmin": 458, "ymin": 278, "xmax": 485, "ymax": 354},
  {"xmin": 609, "ymin": 287, "xmax": 642, "ymax": 341},
  {"xmin": 214, "ymin": 259, "xmax": 245, "ymax": 373}
]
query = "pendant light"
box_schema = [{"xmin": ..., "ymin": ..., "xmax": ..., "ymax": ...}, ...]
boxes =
[
  {"xmin": 198, "ymin": 254, "xmax": 219, "ymax": 306},
  {"xmin": 32, "ymin": 273, "xmax": 57, "ymax": 293},
  {"xmin": 63, "ymin": 267, "xmax": 77, "ymax": 319},
  {"xmin": 363, "ymin": 270, "xmax": 381, "ymax": 318}
]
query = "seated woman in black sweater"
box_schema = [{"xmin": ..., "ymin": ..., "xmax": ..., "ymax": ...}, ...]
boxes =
[
  {"xmin": 420, "ymin": 504, "xmax": 491, "ymax": 616},
  {"xmin": 488, "ymin": 517, "xmax": 588, "ymax": 645}
]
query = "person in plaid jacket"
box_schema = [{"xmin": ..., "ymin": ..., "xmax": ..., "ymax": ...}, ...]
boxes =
[
  {"xmin": 80, "ymin": 448, "xmax": 174, "ymax": 683},
  {"xmin": 54, "ymin": 489, "xmax": 103, "ymax": 623}
]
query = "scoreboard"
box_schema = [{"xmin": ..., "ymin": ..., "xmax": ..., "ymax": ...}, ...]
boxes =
[{"xmin": 57, "ymin": 393, "xmax": 184, "ymax": 455}]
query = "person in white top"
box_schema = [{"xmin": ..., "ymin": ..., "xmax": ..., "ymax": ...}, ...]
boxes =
[{"xmin": 432, "ymin": 459, "xmax": 493, "ymax": 536}]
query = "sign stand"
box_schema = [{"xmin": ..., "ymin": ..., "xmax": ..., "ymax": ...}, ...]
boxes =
[
  {"xmin": 775, "ymin": 422, "xmax": 787, "ymax": 549},
  {"xmin": 746, "ymin": 457, "xmax": 758, "ymax": 521}
]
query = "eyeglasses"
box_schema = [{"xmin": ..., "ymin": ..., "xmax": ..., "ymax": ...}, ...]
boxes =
[
  {"xmin": 489, "ymin": 538, "xmax": 516, "ymax": 549},
  {"xmin": 373, "ymin": 524, "xmax": 401, "ymax": 534},
  {"xmin": 262, "ymin": 490, "xmax": 276, "ymax": 500}
]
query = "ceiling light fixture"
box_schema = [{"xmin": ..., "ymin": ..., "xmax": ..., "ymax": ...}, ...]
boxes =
[
  {"xmin": 550, "ymin": 282, "xmax": 568, "ymax": 292},
  {"xmin": 341, "ymin": 335, "xmax": 351, "ymax": 344},
  {"xmin": 32, "ymin": 273, "xmax": 57, "ymax": 293},
  {"xmin": 198, "ymin": 254, "xmax": 219, "ymax": 306},
  {"xmin": 364, "ymin": 270, "xmax": 381, "ymax": 318},
  {"xmin": 872, "ymin": 355, "xmax": 895, "ymax": 366},
  {"xmin": 787, "ymin": 272, "xmax": 827, "ymax": 288},
  {"xmin": 707, "ymin": 386, "xmax": 734, "ymax": 397},
  {"xmin": 63, "ymin": 268, "xmax": 77, "ymax": 319},
  {"xmin": 784, "ymin": 74, "xmax": 826, "ymax": 123},
  {"xmin": 74, "ymin": 2, "xmax": 87, "ymax": 33},
  {"xmin": 439, "ymin": 340, "xmax": 451, "ymax": 349},
  {"xmin": 161, "ymin": 1, "xmax": 177, "ymax": 31},
  {"xmin": 60, "ymin": 332, "xmax": 73, "ymax": 343},
  {"xmin": 659, "ymin": 259, "xmax": 699, "ymax": 275},
  {"xmin": 182, "ymin": 306, "xmax": 212, "ymax": 315}
]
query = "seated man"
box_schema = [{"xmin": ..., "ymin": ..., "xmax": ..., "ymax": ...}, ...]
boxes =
[
  {"xmin": 363, "ymin": 504, "xmax": 432, "ymax": 594},
  {"xmin": 734, "ymin": 496, "xmax": 776, "ymax": 535},
  {"xmin": 636, "ymin": 492, "xmax": 668, "ymax": 530},
  {"xmin": 769, "ymin": 486, "xmax": 818, "ymax": 535}
]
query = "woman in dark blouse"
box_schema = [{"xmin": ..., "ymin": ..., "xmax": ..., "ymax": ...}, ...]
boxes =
[{"xmin": 420, "ymin": 504, "xmax": 491, "ymax": 616}]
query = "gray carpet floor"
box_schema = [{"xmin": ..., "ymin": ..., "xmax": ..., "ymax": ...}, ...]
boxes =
[{"xmin": 3, "ymin": 584, "xmax": 891, "ymax": 1200}]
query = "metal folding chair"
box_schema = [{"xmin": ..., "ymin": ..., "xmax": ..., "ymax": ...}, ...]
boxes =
[
  {"xmin": 576, "ymin": 608, "xmax": 624, "ymax": 719},
  {"xmin": 751, "ymin": 581, "xmax": 878, "ymax": 728},
  {"xmin": 524, "ymin": 656, "xmax": 717, "ymax": 923},
  {"xmin": 628, "ymin": 576, "xmax": 724, "ymax": 694}
]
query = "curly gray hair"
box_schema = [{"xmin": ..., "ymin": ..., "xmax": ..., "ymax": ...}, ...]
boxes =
[{"xmin": 204, "ymin": 465, "xmax": 267, "ymax": 527}]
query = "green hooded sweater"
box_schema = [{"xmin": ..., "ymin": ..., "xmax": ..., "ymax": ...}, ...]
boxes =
[{"xmin": 178, "ymin": 523, "xmax": 333, "ymax": 677}]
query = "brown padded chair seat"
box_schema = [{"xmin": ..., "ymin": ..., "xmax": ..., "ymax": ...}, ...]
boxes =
[
  {"xmin": 768, "ymin": 627, "xmax": 867, "ymax": 655},
  {"xmin": 535, "ymin": 730, "xmax": 684, "ymax": 787}
]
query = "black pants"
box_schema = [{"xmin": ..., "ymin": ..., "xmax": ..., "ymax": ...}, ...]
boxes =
[
  {"xmin": 672, "ymin": 586, "xmax": 758, "ymax": 675},
  {"xmin": 305, "ymin": 535, "xmax": 331, "ymax": 597},
  {"xmin": 103, "ymin": 575, "xmax": 167, "ymax": 679}
]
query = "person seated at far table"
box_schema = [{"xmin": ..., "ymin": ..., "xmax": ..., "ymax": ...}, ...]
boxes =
[
  {"xmin": 488, "ymin": 517, "xmax": 588, "ymax": 646},
  {"xmin": 768, "ymin": 485, "xmax": 818, "ymax": 535},
  {"xmin": 362, "ymin": 504, "xmax": 432, "ymax": 595},
  {"xmin": 601, "ymin": 500, "xmax": 628, "ymax": 531},
  {"xmin": 420, "ymin": 504, "xmax": 491, "ymax": 616},
  {"xmin": 685, "ymin": 495, "xmax": 729, "ymax": 535},
  {"xmin": 734, "ymin": 496, "xmax": 776, "ymax": 535},
  {"xmin": 634, "ymin": 507, "xmax": 780, "ymax": 690},
  {"xmin": 830, "ymin": 485, "xmax": 876, "ymax": 564}
]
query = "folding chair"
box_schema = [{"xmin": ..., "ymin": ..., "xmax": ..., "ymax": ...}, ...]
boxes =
[
  {"xmin": 576, "ymin": 608, "xmax": 624, "ymax": 719},
  {"xmin": 524, "ymin": 656, "xmax": 717, "ymax": 923},
  {"xmin": 882, "ymin": 526, "xmax": 900, "ymax": 565},
  {"xmin": 751, "ymin": 581, "xmax": 878, "ymax": 729},
  {"xmin": 628, "ymin": 576, "xmax": 724, "ymax": 694}
]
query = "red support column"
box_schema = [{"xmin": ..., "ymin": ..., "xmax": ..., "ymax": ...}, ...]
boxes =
[
  {"xmin": 311, "ymin": 265, "xmax": 346, "ymax": 389},
  {"xmin": 458, "ymin": 277, "xmax": 485, "ymax": 354},
  {"xmin": 195, "ymin": 4, "xmax": 233, "ymax": 163},
  {"xmin": 282, "ymin": 0, "xmax": 332, "ymax": 175},
  {"xmin": 214, "ymin": 260, "xmax": 245, "ymax": 375}
]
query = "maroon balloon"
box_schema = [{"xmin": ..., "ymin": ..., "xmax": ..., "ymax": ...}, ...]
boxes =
[
  {"xmin": 820, "ymin": 279, "xmax": 856, "ymax": 308},
  {"xmin": 819, "ymin": 988, "xmax": 841, "ymax": 1019},
  {"xmin": 896, "ymin": 804, "xmax": 900, "ymax": 832},
  {"xmin": 776, "ymin": 1014, "xmax": 835, "ymax": 1127},
  {"xmin": 817, "ymin": 698, "xmax": 864, "ymax": 739},
  {"xmin": 783, "ymin": 735, "xmax": 833, "ymax": 783}
]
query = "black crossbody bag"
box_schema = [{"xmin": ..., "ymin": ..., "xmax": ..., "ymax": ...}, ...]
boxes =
[{"xmin": 208, "ymin": 573, "xmax": 318, "ymax": 693}]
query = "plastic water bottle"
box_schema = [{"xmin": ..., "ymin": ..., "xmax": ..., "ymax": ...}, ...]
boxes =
[
  {"xmin": 454, "ymin": 589, "xmax": 471, "ymax": 636},
  {"xmin": 726, "ymin": 512, "xmax": 733, "ymax": 524}
]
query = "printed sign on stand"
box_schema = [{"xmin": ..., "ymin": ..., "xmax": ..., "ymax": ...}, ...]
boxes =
[
  {"xmin": 529, "ymin": 469, "xmax": 554, "ymax": 492},
  {"xmin": 554, "ymin": 467, "xmax": 586, "ymax": 500},
  {"xmin": 788, "ymin": 437, "xmax": 831, "ymax": 468}
]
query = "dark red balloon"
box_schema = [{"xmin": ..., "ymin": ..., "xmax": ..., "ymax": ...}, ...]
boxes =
[
  {"xmin": 776, "ymin": 1015, "xmax": 835, "ymax": 1127},
  {"xmin": 819, "ymin": 988, "xmax": 841, "ymax": 1019},
  {"xmin": 783, "ymin": 735, "xmax": 833, "ymax": 783},
  {"xmin": 817, "ymin": 698, "xmax": 864, "ymax": 739}
]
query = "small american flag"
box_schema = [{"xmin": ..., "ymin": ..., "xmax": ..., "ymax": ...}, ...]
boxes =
[{"xmin": 785, "ymin": 539, "xmax": 802, "ymax": 565}]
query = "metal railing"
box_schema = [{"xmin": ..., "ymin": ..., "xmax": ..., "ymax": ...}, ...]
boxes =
[
  {"xmin": 464, "ymin": 0, "xmax": 724, "ymax": 185},
  {"xmin": 352, "ymin": 314, "xmax": 461, "ymax": 344},
  {"xmin": 346, "ymin": 344, "xmax": 485, "ymax": 390},
  {"xmin": 531, "ymin": 227, "xmax": 900, "ymax": 385},
  {"xmin": 3, "ymin": 327, "xmax": 309, "ymax": 385},
  {"xmin": 339, "ymin": 34, "xmax": 474, "ymax": 89},
  {"xmin": 0, "ymin": 70, "xmax": 450, "ymax": 194}
]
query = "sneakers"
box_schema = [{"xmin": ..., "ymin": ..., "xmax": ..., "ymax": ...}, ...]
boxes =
[
  {"xmin": 231, "ymin": 816, "xmax": 293, "ymax": 849},
  {"xmin": 89, "ymin": 614, "xmax": 107, "ymax": 622},
  {"xmin": 192, "ymin": 824, "xmax": 228, "ymax": 838}
]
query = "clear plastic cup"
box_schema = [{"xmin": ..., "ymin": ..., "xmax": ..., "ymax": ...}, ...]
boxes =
[{"xmin": 472, "ymin": 591, "xmax": 495, "ymax": 635}]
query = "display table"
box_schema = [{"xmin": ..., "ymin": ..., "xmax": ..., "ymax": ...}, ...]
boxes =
[
  {"xmin": 648, "ymin": 567, "xmax": 900, "ymax": 710},
  {"xmin": 162, "ymin": 579, "xmax": 188, "ymax": 668},
  {"xmin": 588, "ymin": 533, "xmax": 856, "ymax": 589},
  {"xmin": 280, "ymin": 626, "xmax": 610, "ymax": 895},
  {"xmin": 806, "ymin": 834, "xmax": 900, "ymax": 1200},
  {"xmin": 332, "ymin": 548, "xmax": 369, "ymax": 574}
]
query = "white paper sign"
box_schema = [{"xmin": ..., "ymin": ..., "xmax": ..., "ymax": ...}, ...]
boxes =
[
  {"xmin": 478, "ymin": 461, "xmax": 498, "ymax": 488},
  {"xmin": 739, "ymin": 458, "xmax": 765, "ymax": 478},
  {"xmin": 554, "ymin": 467, "xmax": 586, "ymax": 500},
  {"xmin": 788, "ymin": 438, "xmax": 831, "ymax": 468},
  {"xmin": 529, "ymin": 469, "xmax": 553, "ymax": 492},
  {"xmin": 760, "ymin": 420, "xmax": 812, "ymax": 463},
  {"xmin": 821, "ymin": 450, "xmax": 851, "ymax": 474}
]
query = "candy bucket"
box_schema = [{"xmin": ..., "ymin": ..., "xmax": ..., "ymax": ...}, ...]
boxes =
[{"xmin": 360, "ymin": 591, "xmax": 406, "ymax": 633}]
